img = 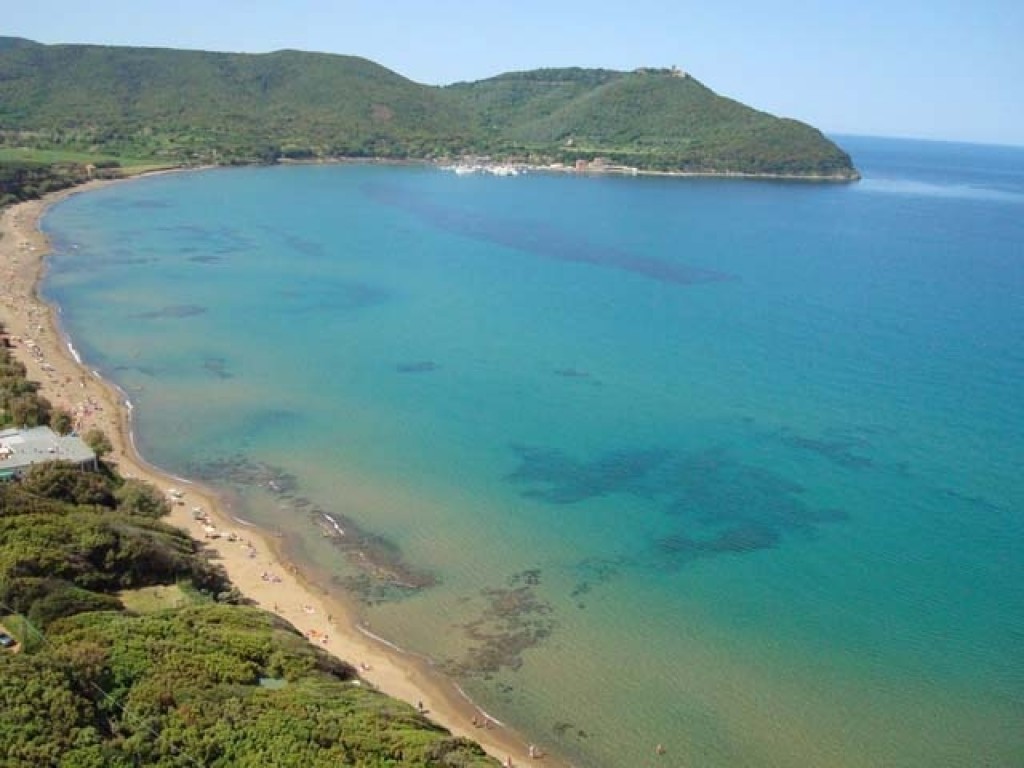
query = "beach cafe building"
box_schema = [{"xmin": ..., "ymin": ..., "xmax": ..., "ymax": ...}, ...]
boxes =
[{"xmin": 0, "ymin": 426, "xmax": 98, "ymax": 481}]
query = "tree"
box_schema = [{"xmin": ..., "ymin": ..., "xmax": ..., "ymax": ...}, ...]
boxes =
[
  {"xmin": 20, "ymin": 462, "xmax": 117, "ymax": 507},
  {"xmin": 51, "ymin": 408, "xmax": 74, "ymax": 435},
  {"xmin": 27, "ymin": 581, "xmax": 123, "ymax": 629},
  {"xmin": 5, "ymin": 392, "xmax": 51, "ymax": 427},
  {"xmin": 115, "ymin": 479, "xmax": 171, "ymax": 519},
  {"xmin": 83, "ymin": 428, "xmax": 113, "ymax": 458}
]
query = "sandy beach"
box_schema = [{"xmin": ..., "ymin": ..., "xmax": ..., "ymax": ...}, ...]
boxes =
[{"xmin": 0, "ymin": 178, "xmax": 555, "ymax": 768}]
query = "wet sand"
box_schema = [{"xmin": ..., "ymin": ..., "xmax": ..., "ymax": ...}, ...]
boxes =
[{"xmin": 0, "ymin": 178, "xmax": 555, "ymax": 768}]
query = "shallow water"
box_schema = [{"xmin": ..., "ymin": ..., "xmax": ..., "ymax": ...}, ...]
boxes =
[{"xmin": 43, "ymin": 137, "xmax": 1024, "ymax": 767}]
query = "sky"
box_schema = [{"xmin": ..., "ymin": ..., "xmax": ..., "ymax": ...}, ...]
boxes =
[{"xmin": 5, "ymin": 1, "xmax": 1024, "ymax": 146}]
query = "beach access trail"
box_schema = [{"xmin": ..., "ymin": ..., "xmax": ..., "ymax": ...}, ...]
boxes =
[{"xmin": 0, "ymin": 178, "xmax": 552, "ymax": 768}]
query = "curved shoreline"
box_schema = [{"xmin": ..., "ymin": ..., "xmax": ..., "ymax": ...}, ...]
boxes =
[
  {"xmin": 0, "ymin": 178, "xmax": 557, "ymax": 767},
  {"xmin": 281, "ymin": 154, "xmax": 859, "ymax": 182}
]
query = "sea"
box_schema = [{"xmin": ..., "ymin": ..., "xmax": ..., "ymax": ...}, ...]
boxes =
[{"xmin": 41, "ymin": 136, "xmax": 1024, "ymax": 767}]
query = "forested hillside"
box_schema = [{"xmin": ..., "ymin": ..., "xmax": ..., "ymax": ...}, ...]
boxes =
[
  {"xmin": 0, "ymin": 38, "xmax": 857, "ymax": 177},
  {"xmin": 446, "ymin": 67, "xmax": 856, "ymax": 175},
  {"xmin": 0, "ymin": 39, "xmax": 474, "ymax": 164}
]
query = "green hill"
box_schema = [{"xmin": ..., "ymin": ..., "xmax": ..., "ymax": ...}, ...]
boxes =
[
  {"xmin": 0, "ymin": 37, "xmax": 38, "ymax": 52},
  {"xmin": 0, "ymin": 40, "xmax": 474, "ymax": 163},
  {"xmin": 447, "ymin": 67, "xmax": 856, "ymax": 176},
  {"xmin": 0, "ymin": 38, "xmax": 857, "ymax": 178}
]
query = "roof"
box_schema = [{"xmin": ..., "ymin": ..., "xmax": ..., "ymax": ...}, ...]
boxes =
[{"xmin": 0, "ymin": 426, "xmax": 97, "ymax": 474}]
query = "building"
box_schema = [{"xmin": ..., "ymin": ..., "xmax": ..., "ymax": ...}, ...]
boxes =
[{"xmin": 0, "ymin": 426, "xmax": 98, "ymax": 481}]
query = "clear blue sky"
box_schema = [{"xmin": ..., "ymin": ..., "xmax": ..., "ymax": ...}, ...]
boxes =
[{"xmin": 6, "ymin": 0, "xmax": 1023, "ymax": 146}]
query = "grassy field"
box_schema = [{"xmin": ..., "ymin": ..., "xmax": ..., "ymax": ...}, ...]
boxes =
[
  {"xmin": 119, "ymin": 584, "xmax": 194, "ymax": 614},
  {"xmin": 0, "ymin": 147, "xmax": 172, "ymax": 172}
]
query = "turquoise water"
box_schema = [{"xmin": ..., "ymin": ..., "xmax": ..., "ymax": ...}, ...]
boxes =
[{"xmin": 43, "ymin": 137, "xmax": 1024, "ymax": 767}]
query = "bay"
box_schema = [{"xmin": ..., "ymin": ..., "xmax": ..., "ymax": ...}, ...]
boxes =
[{"xmin": 43, "ymin": 136, "xmax": 1024, "ymax": 767}]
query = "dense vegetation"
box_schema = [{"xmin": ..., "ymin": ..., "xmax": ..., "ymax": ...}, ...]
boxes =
[
  {"xmin": 1, "ymin": 336, "xmax": 55, "ymax": 428},
  {"xmin": 0, "ymin": 325, "xmax": 495, "ymax": 767},
  {"xmin": 447, "ymin": 68, "xmax": 857, "ymax": 175},
  {"xmin": 0, "ymin": 38, "xmax": 474, "ymax": 166},
  {"xmin": 0, "ymin": 159, "xmax": 120, "ymax": 207},
  {"xmin": 0, "ymin": 37, "xmax": 857, "ymax": 178}
]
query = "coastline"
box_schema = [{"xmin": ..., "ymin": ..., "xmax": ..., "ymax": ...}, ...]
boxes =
[
  {"xmin": 281, "ymin": 154, "xmax": 860, "ymax": 182},
  {"xmin": 0, "ymin": 178, "xmax": 554, "ymax": 768}
]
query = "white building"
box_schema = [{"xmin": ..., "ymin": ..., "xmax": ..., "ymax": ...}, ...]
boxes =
[{"xmin": 0, "ymin": 426, "xmax": 98, "ymax": 480}]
